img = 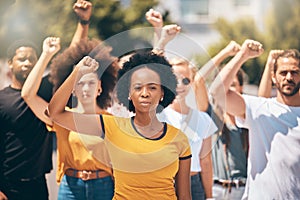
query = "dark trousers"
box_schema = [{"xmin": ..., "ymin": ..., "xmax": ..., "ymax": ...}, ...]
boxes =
[
  {"xmin": 191, "ymin": 172, "xmax": 205, "ymax": 200},
  {"xmin": 2, "ymin": 175, "xmax": 48, "ymax": 200}
]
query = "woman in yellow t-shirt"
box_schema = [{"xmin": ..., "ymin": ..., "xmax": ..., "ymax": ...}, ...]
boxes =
[
  {"xmin": 22, "ymin": 37, "xmax": 119, "ymax": 200},
  {"xmin": 48, "ymin": 52, "xmax": 192, "ymax": 200}
]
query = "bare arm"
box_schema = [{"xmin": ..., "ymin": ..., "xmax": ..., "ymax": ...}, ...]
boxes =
[
  {"xmin": 152, "ymin": 24, "xmax": 181, "ymax": 55},
  {"xmin": 258, "ymin": 50, "xmax": 283, "ymax": 97},
  {"xmin": 175, "ymin": 158, "xmax": 192, "ymax": 200},
  {"xmin": 70, "ymin": 0, "xmax": 92, "ymax": 47},
  {"xmin": 0, "ymin": 191, "xmax": 8, "ymax": 200},
  {"xmin": 145, "ymin": 8, "xmax": 163, "ymax": 47},
  {"xmin": 194, "ymin": 41, "xmax": 241, "ymax": 112},
  {"xmin": 198, "ymin": 41, "xmax": 241, "ymax": 78},
  {"xmin": 199, "ymin": 136, "xmax": 213, "ymax": 198},
  {"xmin": 209, "ymin": 39, "xmax": 264, "ymax": 118},
  {"xmin": 48, "ymin": 56, "xmax": 102, "ymax": 136},
  {"xmin": 21, "ymin": 37, "xmax": 61, "ymax": 126}
]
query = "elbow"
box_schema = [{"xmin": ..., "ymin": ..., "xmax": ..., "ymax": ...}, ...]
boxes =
[
  {"xmin": 21, "ymin": 90, "xmax": 31, "ymax": 102},
  {"xmin": 47, "ymin": 104, "xmax": 58, "ymax": 121}
]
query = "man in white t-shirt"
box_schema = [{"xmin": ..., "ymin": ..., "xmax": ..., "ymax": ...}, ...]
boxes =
[{"xmin": 210, "ymin": 39, "xmax": 300, "ymax": 199}]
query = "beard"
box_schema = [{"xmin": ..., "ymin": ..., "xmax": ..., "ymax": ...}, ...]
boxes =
[
  {"xmin": 14, "ymin": 71, "xmax": 29, "ymax": 84},
  {"xmin": 276, "ymin": 81, "xmax": 300, "ymax": 97}
]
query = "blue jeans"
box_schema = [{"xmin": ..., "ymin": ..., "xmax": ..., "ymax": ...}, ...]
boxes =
[
  {"xmin": 58, "ymin": 174, "xmax": 114, "ymax": 200},
  {"xmin": 191, "ymin": 173, "xmax": 205, "ymax": 200}
]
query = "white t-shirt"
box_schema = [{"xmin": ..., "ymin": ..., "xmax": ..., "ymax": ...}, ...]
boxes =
[
  {"xmin": 157, "ymin": 106, "xmax": 217, "ymax": 172},
  {"xmin": 236, "ymin": 95, "xmax": 300, "ymax": 200}
]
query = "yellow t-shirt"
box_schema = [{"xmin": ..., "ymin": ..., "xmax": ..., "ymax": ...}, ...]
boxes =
[
  {"xmin": 102, "ymin": 115, "xmax": 191, "ymax": 200},
  {"xmin": 53, "ymin": 109, "xmax": 112, "ymax": 184}
]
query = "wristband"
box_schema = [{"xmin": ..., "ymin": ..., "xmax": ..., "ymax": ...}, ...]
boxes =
[{"xmin": 79, "ymin": 19, "xmax": 90, "ymax": 25}]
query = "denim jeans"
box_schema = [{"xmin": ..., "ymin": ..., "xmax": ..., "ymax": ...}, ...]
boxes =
[
  {"xmin": 58, "ymin": 174, "xmax": 114, "ymax": 200},
  {"xmin": 191, "ymin": 173, "xmax": 205, "ymax": 200}
]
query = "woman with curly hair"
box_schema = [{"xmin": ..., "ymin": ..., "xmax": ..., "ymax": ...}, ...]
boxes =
[
  {"xmin": 48, "ymin": 51, "xmax": 192, "ymax": 200},
  {"xmin": 22, "ymin": 38, "xmax": 119, "ymax": 200}
]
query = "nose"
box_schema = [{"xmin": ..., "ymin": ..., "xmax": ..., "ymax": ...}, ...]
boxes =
[
  {"xmin": 82, "ymin": 83, "xmax": 89, "ymax": 92},
  {"xmin": 24, "ymin": 58, "xmax": 33, "ymax": 66},
  {"xmin": 141, "ymin": 87, "xmax": 149, "ymax": 97},
  {"xmin": 286, "ymin": 72, "xmax": 293, "ymax": 80}
]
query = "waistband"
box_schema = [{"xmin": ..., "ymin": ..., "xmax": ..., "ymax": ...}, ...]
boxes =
[{"xmin": 65, "ymin": 168, "xmax": 111, "ymax": 181}]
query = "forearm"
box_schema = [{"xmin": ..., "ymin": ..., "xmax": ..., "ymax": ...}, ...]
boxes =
[
  {"xmin": 22, "ymin": 52, "xmax": 53, "ymax": 100},
  {"xmin": 70, "ymin": 22, "xmax": 89, "ymax": 47},
  {"xmin": 193, "ymin": 78, "xmax": 209, "ymax": 112},
  {"xmin": 48, "ymin": 67, "xmax": 79, "ymax": 117},
  {"xmin": 200, "ymin": 154, "xmax": 213, "ymax": 198},
  {"xmin": 198, "ymin": 48, "xmax": 232, "ymax": 79},
  {"xmin": 258, "ymin": 63, "xmax": 273, "ymax": 97},
  {"xmin": 210, "ymin": 52, "xmax": 247, "ymax": 105}
]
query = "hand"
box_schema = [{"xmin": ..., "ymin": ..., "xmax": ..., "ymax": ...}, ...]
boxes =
[
  {"xmin": 73, "ymin": 0, "xmax": 92, "ymax": 21},
  {"xmin": 266, "ymin": 49, "xmax": 284, "ymax": 67},
  {"xmin": 0, "ymin": 191, "xmax": 8, "ymax": 200},
  {"xmin": 223, "ymin": 40, "xmax": 241, "ymax": 57},
  {"xmin": 145, "ymin": 8, "xmax": 163, "ymax": 28},
  {"xmin": 240, "ymin": 39, "xmax": 264, "ymax": 59},
  {"xmin": 75, "ymin": 56, "xmax": 99, "ymax": 77},
  {"xmin": 157, "ymin": 24, "xmax": 181, "ymax": 48},
  {"xmin": 43, "ymin": 37, "xmax": 61, "ymax": 56}
]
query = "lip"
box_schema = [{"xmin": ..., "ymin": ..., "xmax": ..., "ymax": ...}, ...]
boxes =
[
  {"xmin": 82, "ymin": 93, "xmax": 91, "ymax": 98},
  {"xmin": 139, "ymin": 101, "xmax": 151, "ymax": 106},
  {"xmin": 283, "ymin": 83, "xmax": 295, "ymax": 88},
  {"xmin": 21, "ymin": 66, "xmax": 32, "ymax": 71}
]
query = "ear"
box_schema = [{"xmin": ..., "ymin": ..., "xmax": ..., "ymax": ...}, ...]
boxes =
[
  {"xmin": 271, "ymin": 73, "xmax": 277, "ymax": 85},
  {"xmin": 8, "ymin": 60, "xmax": 13, "ymax": 69},
  {"xmin": 98, "ymin": 80, "xmax": 102, "ymax": 93}
]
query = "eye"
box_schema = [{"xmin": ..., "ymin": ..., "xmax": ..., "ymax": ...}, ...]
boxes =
[
  {"xmin": 77, "ymin": 82, "xmax": 84, "ymax": 86},
  {"xmin": 133, "ymin": 86, "xmax": 142, "ymax": 91},
  {"xmin": 89, "ymin": 81, "xmax": 96, "ymax": 86},
  {"xmin": 291, "ymin": 71, "xmax": 300, "ymax": 75},
  {"xmin": 279, "ymin": 71, "xmax": 288, "ymax": 76}
]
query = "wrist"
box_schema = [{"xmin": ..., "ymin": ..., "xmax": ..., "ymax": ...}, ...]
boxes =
[{"xmin": 79, "ymin": 18, "xmax": 90, "ymax": 25}]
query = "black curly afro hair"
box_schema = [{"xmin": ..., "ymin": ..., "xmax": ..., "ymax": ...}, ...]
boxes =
[
  {"xmin": 116, "ymin": 50, "xmax": 177, "ymax": 113},
  {"xmin": 49, "ymin": 38, "xmax": 119, "ymax": 109}
]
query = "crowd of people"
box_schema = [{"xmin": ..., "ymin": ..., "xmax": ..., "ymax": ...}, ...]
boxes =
[{"xmin": 1, "ymin": 1, "xmax": 300, "ymax": 200}]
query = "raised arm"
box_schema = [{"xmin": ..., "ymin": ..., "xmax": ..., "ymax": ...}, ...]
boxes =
[
  {"xmin": 152, "ymin": 24, "xmax": 181, "ymax": 55},
  {"xmin": 145, "ymin": 8, "xmax": 163, "ymax": 47},
  {"xmin": 194, "ymin": 41, "xmax": 241, "ymax": 112},
  {"xmin": 48, "ymin": 56, "xmax": 102, "ymax": 136},
  {"xmin": 209, "ymin": 39, "xmax": 264, "ymax": 118},
  {"xmin": 258, "ymin": 50, "xmax": 283, "ymax": 97},
  {"xmin": 21, "ymin": 37, "xmax": 61, "ymax": 126},
  {"xmin": 70, "ymin": 0, "xmax": 92, "ymax": 47},
  {"xmin": 198, "ymin": 40, "xmax": 241, "ymax": 78}
]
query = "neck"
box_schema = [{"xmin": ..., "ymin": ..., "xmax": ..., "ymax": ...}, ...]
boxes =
[
  {"xmin": 77, "ymin": 102, "xmax": 102, "ymax": 114},
  {"xmin": 224, "ymin": 112, "xmax": 236, "ymax": 125},
  {"xmin": 170, "ymin": 98, "xmax": 190, "ymax": 114},
  {"xmin": 134, "ymin": 110, "xmax": 158, "ymax": 126},
  {"xmin": 133, "ymin": 113, "xmax": 164, "ymax": 139},
  {"xmin": 276, "ymin": 92, "xmax": 300, "ymax": 107},
  {"xmin": 10, "ymin": 76, "xmax": 23, "ymax": 90}
]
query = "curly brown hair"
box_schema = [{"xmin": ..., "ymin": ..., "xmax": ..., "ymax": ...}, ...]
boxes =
[{"xmin": 49, "ymin": 39, "xmax": 119, "ymax": 109}]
